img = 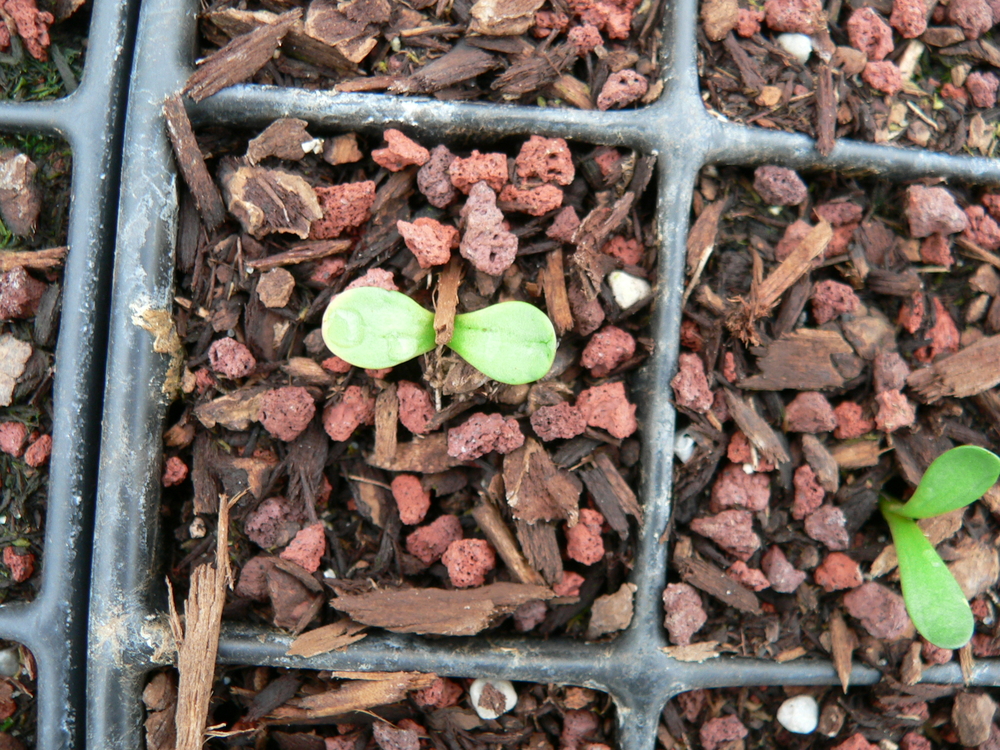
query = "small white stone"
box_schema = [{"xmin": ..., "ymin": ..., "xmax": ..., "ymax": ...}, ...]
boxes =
[
  {"xmin": 468, "ymin": 678, "xmax": 518, "ymax": 720},
  {"xmin": 300, "ymin": 138, "xmax": 324, "ymax": 155},
  {"xmin": 674, "ymin": 430, "xmax": 696, "ymax": 463},
  {"xmin": 608, "ymin": 271, "xmax": 651, "ymax": 310},
  {"xmin": 0, "ymin": 647, "xmax": 18, "ymax": 678},
  {"xmin": 777, "ymin": 694, "xmax": 819, "ymax": 734},
  {"xmin": 777, "ymin": 33, "xmax": 812, "ymax": 65},
  {"xmin": 189, "ymin": 517, "xmax": 207, "ymax": 539}
]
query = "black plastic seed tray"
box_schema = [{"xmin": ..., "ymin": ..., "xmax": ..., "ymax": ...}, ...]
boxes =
[
  {"xmin": 88, "ymin": 0, "xmax": 1000, "ymax": 745},
  {"xmin": 0, "ymin": 0, "xmax": 138, "ymax": 746}
]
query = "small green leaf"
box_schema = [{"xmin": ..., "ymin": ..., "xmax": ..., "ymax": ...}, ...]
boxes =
[
  {"xmin": 450, "ymin": 301, "xmax": 557, "ymax": 385},
  {"xmin": 321, "ymin": 287, "xmax": 436, "ymax": 369},
  {"xmin": 881, "ymin": 499, "xmax": 974, "ymax": 649},
  {"xmin": 895, "ymin": 445, "xmax": 1000, "ymax": 519}
]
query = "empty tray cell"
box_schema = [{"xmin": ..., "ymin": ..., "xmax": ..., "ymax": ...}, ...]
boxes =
[{"xmin": 0, "ymin": 0, "xmax": 88, "ymax": 100}]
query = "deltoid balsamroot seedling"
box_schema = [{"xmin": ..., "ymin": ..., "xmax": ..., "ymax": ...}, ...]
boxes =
[
  {"xmin": 322, "ymin": 287, "xmax": 557, "ymax": 385},
  {"xmin": 879, "ymin": 445, "xmax": 1000, "ymax": 649}
]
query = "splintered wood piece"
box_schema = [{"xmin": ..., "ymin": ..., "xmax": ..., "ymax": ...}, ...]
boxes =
[
  {"xmin": 907, "ymin": 334, "xmax": 1000, "ymax": 402},
  {"xmin": 330, "ymin": 583, "xmax": 555, "ymax": 635},
  {"xmin": 268, "ymin": 672, "xmax": 437, "ymax": 722},
  {"xmin": 0, "ymin": 246, "xmax": 67, "ymax": 272},
  {"xmin": 368, "ymin": 433, "xmax": 465, "ymax": 473},
  {"xmin": 675, "ymin": 555, "xmax": 761, "ymax": 614},
  {"xmin": 815, "ymin": 63, "xmax": 836, "ymax": 157},
  {"xmin": 347, "ymin": 463, "xmax": 389, "ymax": 528},
  {"xmin": 434, "ymin": 256, "xmax": 462, "ymax": 346},
  {"xmin": 163, "ymin": 95, "xmax": 227, "ymax": 230},
  {"xmin": 324, "ymin": 133, "xmax": 363, "ymax": 165},
  {"xmin": 184, "ymin": 9, "xmax": 302, "ymax": 102},
  {"xmin": 372, "ymin": 383, "xmax": 398, "ymax": 467},
  {"xmin": 219, "ymin": 162, "xmax": 322, "ymax": 240},
  {"xmin": 869, "ymin": 508, "xmax": 964, "ymax": 578},
  {"xmin": 683, "ymin": 198, "xmax": 727, "ymax": 306},
  {"xmin": 246, "ymin": 118, "xmax": 312, "ymax": 163},
  {"xmin": 829, "ymin": 438, "xmax": 883, "ymax": 468},
  {"xmin": 471, "ymin": 501, "xmax": 545, "ymax": 585},
  {"xmin": 580, "ymin": 465, "xmax": 630, "ymax": 539},
  {"xmin": 801, "ymin": 434, "xmax": 839, "ymax": 493},
  {"xmin": 247, "ymin": 239, "xmax": 352, "ymax": 271},
  {"xmin": 722, "ymin": 390, "xmax": 790, "ymax": 465},
  {"xmin": 593, "ymin": 452, "xmax": 643, "ymax": 524},
  {"xmin": 957, "ymin": 235, "xmax": 1000, "ymax": 271},
  {"xmin": 390, "ymin": 43, "xmax": 500, "ymax": 94},
  {"xmin": 285, "ymin": 620, "xmax": 368, "ymax": 657},
  {"xmin": 257, "ymin": 268, "xmax": 295, "ymax": 308},
  {"xmin": 585, "ymin": 582, "xmax": 636, "ymax": 639},
  {"xmin": 503, "ymin": 438, "xmax": 581, "ymax": 524},
  {"xmin": 723, "ymin": 32, "xmax": 766, "ymax": 92},
  {"xmin": 541, "ymin": 248, "xmax": 574, "ymax": 335},
  {"xmin": 739, "ymin": 328, "xmax": 858, "ymax": 390},
  {"xmin": 572, "ymin": 193, "xmax": 634, "ymax": 299},
  {"xmin": 193, "ymin": 387, "xmax": 266, "ymax": 431},
  {"xmin": 515, "ymin": 520, "xmax": 563, "ymax": 585},
  {"xmin": 829, "ymin": 610, "xmax": 856, "ymax": 693}
]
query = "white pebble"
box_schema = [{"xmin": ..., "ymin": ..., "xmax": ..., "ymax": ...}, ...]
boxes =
[
  {"xmin": 468, "ymin": 678, "xmax": 518, "ymax": 720},
  {"xmin": 674, "ymin": 430, "xmax": 697, "ymax": 463},
  {"xmin": 777, "ymin": 694, "xmax": 819, "ymax": 734},
  {"xmin": 608, "ymin": 271, "xmax": 651, "ymax": 310},
  {"xmin": 777, "ymin": 33, "xmax": 812, "ymax": 65},
  {"xmin": 0, "ymin": 647, "xmax": 19, "ymax": 678}
]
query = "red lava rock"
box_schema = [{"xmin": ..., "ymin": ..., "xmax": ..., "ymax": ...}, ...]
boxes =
[
  {"xmin": 804, "ymin": 505, "xmax": 849, "ymax": 550},
  {"xmin": 515, "ymin": 136, "xmax": 575, "ymax": 186},
  {"xmin": 774, "ymin": 219, "xmax": 813, "ymax": 261},
  {"xmin": 834, "ymin": 401, "xmax": 875, "ymax": 439},
  {"xmin": 311, "ymin": 255, "xmax": 346, "ymax": 286},
  {"xmin": 833, "ymin": 734, "xmax": 879, "ymax": 750},
  {"xmin": 530, "ymin": 401, "xmax": 587, "ymax": 441},
  {"xmin": 23, "ymin": 434, "xmax": 50, "ymax": 468},
  {"xmin": 763, "ymin": 0, "xmax": 822, "ymax": 32},
  {"xmin": 814, "ymin": 552, "xmax": 863, "ymax": 591},
  {"xmin": 566, "ymin": 0, "xmax": 637, "ymax": 39},
  {"xmin": 792, "ymin": 464, "xmax": 825, "ymax": 520},
  {"xmin": 245, "ymin": 496, "xmax": 304, "ymax": 549},
  {"xmin": 345, "ymin": 268, "xmax": 398, "ymax": 291},
  {"xmin": 459, "ymin": 181, "xmax": 518, "ymax": 275},
  {"xmin": 728, "ymin": 431, "xmax": 773, "ymax": 470},
  {"xmin": 371, "ymin": 129, "xmax": 430, "ymax": 172},
  {"xmin": 561, "ymin": 710, "xmax": 600, "ymax": 750},
  {"xmin": 567, "ymin": 22, "xmax": 604, "ymax": 53},
  {"xmin": 448, "ymin": 150, "xmax": 508, "ymax": 194},
  {"xmin": 323, "ymin": 385, "xmax": 376, "ymax": 442},
  {"xmin": 582, "ymin": 326, "xmax": 636, "ymax": 377},
  {"xmin": 915, "ymin": 297, "xmax": 960, "ymax": 362},
  {"xmin": 2, "ymin": 547, "xmax": 32, "ymax": 583},
  {"xmin": 279, "ymin": 522, "xmax": 326, "ymax": 573},
  {"xmin": 812, "ymin": 280, "xmax": 860, "ymax": 324},
  {"xmin": 754, "ymin": 166, "xmax": 807, "ymax": 206},
  {"xmin": 977, "ymin": 599, "xmax": 996, "ymax": 620},
  {"xmin": 784, "ymin": 391, "xmax": 837, "ymax": 433},
  {"xmin": 259, "ymin": 386, "xmax": 316, "ymax": 442},
  {"xmin": 366, "ymin": 367, "xmax": 392, "ymax": 380},
  {"xmin": 827, "ymin": 222, "xmax": 860, "ymax": 257},
  {"xmin": 964, "ymin": 205, "xmax": 1000, "ymax": 252},
  {"xmin": 597, "ymin": 69, "xmax": 648, "ymax": 110},
  {"xmin": 710, "ymin": 462, "xmax": 771, "ymax": 512},
  {"xmin": 547, "ymin": 205, "xmax": 581, "ymax": 243},
  {"xmin": 899, "ymin": 732, "xmax": 932, "ymax": 750},
  {"xmin": 847, "ymin": 7, "xmax": 894, "ymax": 60},
  {"xmin": 498, "ymin": 183, "xmax": 564, "ymax": 216},
  {"xmin": 417, "ymin": 145, "xmax": 458, "ymax": 208},
  {"xmin": 898, "ymin": 290, "xmax": 924, "ymax": 334},
  {"xmin": 566, "ymin": 508, "xmax": 606, "ymax": 565},
  {"xmin": 194, "ymin": 367, "xmax": 215, "ymax": 394},
  {"xmin": 983, "ymin": 193, "xmax": 1000, "ymax": 221},
  {"xmin": 414, "ymin": 677, "xmax": 463, "ymax": 708},
  {"xmin": 699, "ymin": 715, "xmax": 749, "ymax": 750},
  {"xmin": 727, "ymin": 560, "xmax": 770, "ymax": 591},
  {"xmin": 533, "ymin": 10, "xmax": 570, "ymax": 36},
  {"xmin": 208, "ymin": 337, "xmax": 257, "ymax": 379},
  {"xmin": 268, "ymin": 566, "xmax": 316, "ymax": 629},
  {"xmin": 921, "ymin": 640, "xmax": 953, "ymax": 664},
  {"xmin": 447, "ymin": 412, "xmax": 524, "ymax": 460},
  {"xmin": 735, "ymin": 6, "xmax": 764, "ymax": 35},
  {"xmin": 906, "ymin": 185, "xmax": 969, "ymax": 237},
  {"xmin": 577, "ymin": 382, "xmax": 638, "ymax": 439},
  {"xmin": 397, "ymin": 380, "xmax": 435, "ymax": 435},
  {"xmin": 967, "ymin": 71, "xmax": 1000, "ymax": 107},
  {"xmin": 680, "ymin": 319, "xmax": 703, "ymax": 351},
  {"xmin": 762, "ymin": 546, "xmax": 806, "ymax": 593},
  {"xmin": 322, "ymin": 355, "xmax": 352, "ymax": 374},
  {"xmin": 940, "ymin": 82, "xmax": 968, "ymax": 104},
  {"xmin": 875, "ymin": 389, "xmax": 916, "ymax": 432},
  {"xmin": 919, "ymin": 233, "xmax": 953, "ymax": 266},
  {"xmin": 862, "ymin": 60, "xmax": 903, "ymax": 94},
  {"xmin": 391, "ymin": 474, "xmax": 431, "ymax": 525},
  {"xmin": 372, "ymin": 721, "xmax": 419, "ymax": 750},
  {"xmin": 4, "ymin": 0, "xmax": 53, "ymax": 61},
  {"xmin": 568, "ymin": 280, "xmax": 605, "ymax": 336},
  {"xmin": 662, "ymin": 582, "xmax": 707, "ymax": 645},
  {"xmin": 161, "ymin": 456, "xmax": 188, "ymax": 487},
  {"xmin": 873, "ymin": 351, "xmax": 909, "ymax": 393},
  {"xmin": 441, "ymin": 538, "xmax": 496, "ymax": 587},
  {"xmin": 397, "ymin": 217, "xmax": 459, "ymax": 268},
  {"xmin": 890, "ymin": 0, "xmax": 927, "ymax": 35},
  {"xmin": 670, "ymin": 352, "xmax": 714, "ymax": 414},
  {"xmin": 949, "ymin": 0, "xmax": 994, "ymax": 38},
  {"xmin": 310, "ymin": 181, "xmax": 377, "ymax": 239},
  {"xmin": 513, "ymin": 598, "xmax": 548, "ymax": 631},
  {"xmin": 0, "ymin": 267, "xmax": 44, "ymax": 320},
  {"xmin": 814, "ymin": 201, "xmax": 864, "ymax": 226},
  {"xmin": 722, "ymin": 351, "xmax": 737, "ymax": 383},
  {"xmin": 554, "ymin": 570, "xmax": 586, "ymax": 597},
  {"xmin": 235, "ymin": 555, "xmax": 277, "ymax": 600},
  {"xmin": 0, "ymin": 422, "xmax": 26, "ymax": 458},
  {"xmin": 843, "ymin": 582, "xmax": 913, "ymax": 640},
  {"xmin": 593, "ymin": 149, "xmax": 621, "ymax": 178},
  {"xmin": 601, "ymin": 235, "xmax": 644, "ymax": 265},
  {"xmin": 690, "ymin": 509, "xmax": 760, "ymax": 560},
  {"xmin": 406, "ymin": 514, "xmax": 463, "ymax": 565}
]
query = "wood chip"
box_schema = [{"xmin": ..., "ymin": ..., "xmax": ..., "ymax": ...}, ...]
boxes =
[
  {"xmin": 372, "ymin": 384, "xmax": 398, "ymax": 468},
  {"xmin": 323, "ymin": 133, "xmax": 363, "ymax": 165},
  {"xmin": 585, "ymin": 582, "xmax": 636, "ymax": 639},
  {"xmin": 246, "ymin": 118, "xmax": 312, "ymax": 163},
  {"xmin": 675, "ymin": 554, "xmax": 761, "ymax": 614},
  {"xmin": 368, "ymin": 433, "xmax": 465, "ymax": 473},
  {"xmin": 471, "ymin": 500, "xmax": 545, "ymax": 585},
  {"xmin": 801, "ymin": 434, "xmax": 839, "ymax": 493},
  {"xmin": 469, "ymin": 0, "xmax": 545, "ymax": 35},
  {"xmin": 218, "ymin": 162, "xmax": 322, "ymax": 240},
  {"xmin": 683, "ymin": 198, "xmax": 727, "ymax": 306},
  {"xmin": 661, "ymin": 641, "xmax": 734, "ymax": 662},
  {"xmin": 0, "ymin": 334, "xmax": 31, "ymax": 407},
  {"xmin": 815, "ymin": 62, "xmax": 836, "ymax": 156},
  {"xmin": 829, "ymin": 610, "xmax": 856, "ymax": 693},
  {"xmin": 593, "ymin": 452, "xmax": 643, "ymax": 523},
  {"xmin": 870, "ymin": 508, "xmax": 964, "ymax": 578},
  {"xmin": 268, "ymin": 672, "xmax": 437, "ymax": 722},
  {"xmin": 775, "ymin": 646, "xmax": 807, "ymax": 662},
  {"xmin": 829, "ymin": 438, "xmax": 884, "ymax": 468},
  {"xmin": 540, "ymin": 248, "xmax": 574, "ymax": 336},
  {"xmin": 503, "ymin": 438, "xmax": 581, "ymax": 524},
  {"xmin": 0, "ymin": 246, "xmax": 67, "ymax": 272},
  {"xmin": 247, "ymin": 239, "xmax": 352, "ymax": 271},
  {"xmin": 515, "ymin": 520, "xmax": 563, "ymax": 585},
  {"xmin": 907, "ymin": 334, "xmax": 1000, "ymax": 402},
  {"xmin": 722, "ymin": 389, "xmax": 790, "ymax": 465},
  {"xmin": 434, "ymin": 256, "xmax": 462, "ymax": 346},
  {"xmin": 739, "ymin": 328, "xmax": 860, "ymax": 390},
  {"xmin": 163, "ymin": 96, "xmax": 227, "ymax": 231},
  {"xmin": 391, "ymin": 42, "xmax": 500, "ymax": 94},
  {"xmin": 257, "ymin": 268, "xmax": 296, "ymax": 308},
  {"xmin": 285, "ymin": 620, "xmax": 368, "ymax": 657},
  {"xmin": 193, "ymin": 387, "xmax": 266, "ymax": 431},
  {"xmin": 901, "ymin": 640, "xmax": 924, "ymax": 685}
]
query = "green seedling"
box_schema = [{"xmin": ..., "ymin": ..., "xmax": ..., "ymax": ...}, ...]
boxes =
[
  {"xmin": 879, "ymin": 445, "xmax": 1000, "ymax": 649},
  {"xmin": 321, "ymin": 286, "xmax": 557, "ymax": 385}
]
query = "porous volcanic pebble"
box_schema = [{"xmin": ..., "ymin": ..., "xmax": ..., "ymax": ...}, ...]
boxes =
[
  {"xmin": 843, "ymin": 581, "xmax": 912, "ymax": 639},
  {"xmin": 921, "ymin": 640, "xmax": 953, "ymax": 664},
  {"xmin": 762, "ymin": 545, "xmax": 806, "ymax": 592},
  {"xmin": 530, "ymin": 402, "xmax": 587, "ymax": 441},
  {"xmin": 279, "ymin": 522, "xmax": 326, "ymax": 573},
  {"xmin": 775, "ymin": 219, "xmax": 812, "ymax": 260},
  {"xmin": 710, "ymin": 462, "xmax": 771, "ymax": 512},
  {"xmin": 406, "ymin": 514, "xmax": 463, "ymax": 565},
  {"xmin": 208, "ymin": 337, "xmax": 256, "ymax": 379},
  {"xmin": 161, "ymin": 456, "xmax": 188, "ymax": 487},
  {"xmin": 875, "ymin": 389, "xmax": 916, "ymax": 433},
  {"xmin": 900, "ymin": 732, "xmax": 931, "ymax": 750},
  {"xmin": 815, "ymin": 201, "xmax": 864, "ymax": 226},
  {"xmin": 890, "ymin": 0, "xmax": 927, "ymax": 36},
  {"xmin": 547, "ymin": 206, "xmax": 580, "ymax": 243},
  {"xmin": 322, "ymin": 355, "xmax": 352, "ymax": 374},
  {"xmin": 601, "ymin": 235, "xmax": 644, "ymax": 265},
  {"xmin": 862, "ymin": 60, "xmax": 903, "ymax": 94},
  {"xmin": 900, "ymin": 292, "xmax": 925, "ymax": 334},
  {"xmin": 568, "ymin": 281, "xmax": 605, "ymax": 336},
  {"xmin": 414, "ymin": 677, "xmax": 463, "ymax": 708},
  {"xmin": 2, "ymin": 547, "xmax": 32, "ymax": 583},
  {"xmin": 873, "ymin": 351, "xmax": 909, "ymax": 392},
  {"xmin": 397, "ymin": 217, "xmax": 458, "ymax": 268},
  {"xmin": 235, "ymin": 555, "xmax": 276, "ymax": 600},
  {"xmin": 554, "ymin": 570, "xmax": 585, "ymax": 597},
  {"xmin": 597, "ymin": 69, "xmax": 648, "ymax": 110},
  {"xmin": 847, "ymin": 7, "xmax": 894, "ymax": 60},
  {"xmin": 967, "ymin": 71, "xmax": 1000, "ymax": 107},
  {"xmin": 949, "ymin": 0, "xmax": 994, "ymax": 38},
  {"xmin": 23, "ymin": 434, "xmax": 50, "ymax": 468},
  {"xmin": 310, "ymin": 181, "xmax": 376, "ymax": 239},
  {"xmin": 497, "ymin": 184, "xmax": 564, "ymax": 216},
  {"xmin": 792, "ymin": 464, "xmax": 825, "ymax": 520},
  {"xmin": 245, "ymin": 496, "xmax": 303, "ymax": 548},
  {"xmin": 577, "ymin": 382, "xmax": 638, "ymax": 438},
  {"xmin": 459, "ymin": 181, "xmax": 518, "ymax": 275},
  {"xmin": 0, "ymin": 422, "xmax": 26, "ymax": 458},
  {"xmin": 560, "ymin": 710, "xmax": 600, "ymax": 750},
  {"xmin": 448, "ymin": 150, "xmax": 508, "ymax": 194},
  {"xmin": 417, "ymin": 145, "xmax": 458, "ymax": 208},
  {"xmin": 345, "ymin": 267, "xmax": 398, "ymax": 291},
  {"xmin": 259, "ymin": 386, "xmax": 316, "ymax": 442},
  {"xmin": 906, "ymin": 185, "xmax": 969, "ymax": 237},
  {"xmin": 515, "ymin": 136, "xmax": 575, "ymax": 185},
  {"xmin": 804, "ymin": 505, "xmax": 849, "ymax": 550},
  {"xmin": 699, "ymin": 715, "xmax": 749, "ymax": 750},
  {"xmin": 662, "ymin": 582, "xmax": 707, "ymax": 645},
  {"xmin": 834, "ymin": 401, "xmax": 875, "ymax": 439},
  {"xmin": 964, "ymin": 205, "xmax": 1000, "ymax": 251},
  {"xmin": 441, "ymin": 538, "xmax": 496, "ymax": 587},
  {"xmin": 919, "ymin": 233, "xmax": 953, "ymax": 266},
  {"xmin": 690, "ymin": 509, "xmax": 760, "ymax": 560},
  {"xmin": 916, "ymin": 297, "xmax": 960, "ymax": 362},
  {"xmin": 566, "ymin": 508, "xmax": 606, "ymax": 565},
  {"xmin": 567, "ymin": 22, "xmax": 603, "ymax": 53},
  {"xmin": 372, "ymin": 721, "xmax": 419, "ymax": 750},
  {"xmin": 727, "ymin": 560, "xmax": 770, "ymax": 591},
  {"xmin": 814, "ymin": 552, "xmax": 863, "ymax": 591},
  {"xmin": 371, "ymin": 129, "xmax": 429, "ymax": 172},
  {"xmin": 447, "ymin": 412, "xmax": 524, "ymax": 460},
  {"xmin": 323, "ymin": 385, "xmax": 375, "ymax": 442},
  {"xmin": 784, "ymin": 391, "xmax": 837, "ymax": 433},
  {"xmin": 763, "ymin": 0, "xmax": 822, "ymax": 32},
  {"xmin": 812, "ymin": 280, "xmax": 860, "ymax": 324},
  {"xmin": 670, "ymin": 352, "xmax": 713, "ymax": 413},
  {"xmin": 514, "ymin": 599, "xmax": 547, "ymax": 631},
  {"xmin": 391, "ymin": 474, "xmax": 431, "ymax": 525},
  {"xmin": 833, "ymin": 733, "xmax": 878, "ymax": 750},
  {"xmin": 397, "ymin": 381, "xmax": 435, "ymax": 435},
  {"xmin": 753, "ymin": 165, "xmax": 807, "ymax": 206},
  {"xmin": 736, "ymin": 6, "xmax": 764, "ymax": 34},
  {"xmin": 727, "ymin": 430, "xmax": 774, "ymax": 470},
  {"xmin": 0, "ymin": 267, "xmax": 44, "ymax": 320}
]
